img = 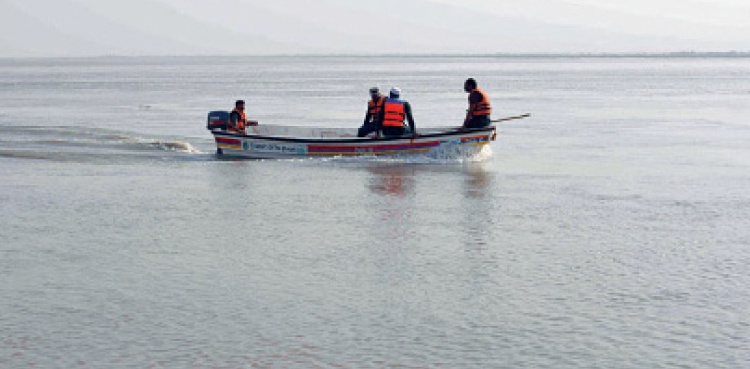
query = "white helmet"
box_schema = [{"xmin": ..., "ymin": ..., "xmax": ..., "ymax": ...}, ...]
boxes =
[{"xmin": 389, "ymin": 87, "xmax": 401, "ymax": 97}]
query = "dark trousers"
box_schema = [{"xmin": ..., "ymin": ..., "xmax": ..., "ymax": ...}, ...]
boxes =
[
  {"xmin": 466, "ymin": 115, "xmax": 491, "ymax": 128},
  {"xmin": 381, "ymin": 126, "xmax": 406, "ymax": 137},
  {"xmin": 358, "ymin": 122, "xmax": 378, "ymax": 137}
]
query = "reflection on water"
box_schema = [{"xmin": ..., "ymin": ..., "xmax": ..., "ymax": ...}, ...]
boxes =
[
  {"xmin": 462, "ymin": 163, "xmax": 492, "ymax": 199},
  {"xmin": 364, "ymin": 164, "xmax": 418, "ymax": 242},
  {"xmin": 365, "ymin": 164, "xmax": 417, "ymax": 197},
  {"xmin": 460, "ymin": 163, "xmax": 495, "ymax": 249},
  {"xmin": 361, "ymin": 163, "xmax": 496, "ymax": 245},
  {"xmin": 365, "ymin": 162, "xmax": 493, "ymax": 198}
]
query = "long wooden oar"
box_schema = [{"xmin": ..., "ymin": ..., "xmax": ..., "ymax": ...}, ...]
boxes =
[{"xmin": 491, "ymin": 113, "xmax": 531, "ymax": 123}]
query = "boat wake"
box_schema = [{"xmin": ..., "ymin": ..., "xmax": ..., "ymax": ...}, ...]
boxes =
[
  {"xmin": 141, "ymin": 139, "xmax": 201, "ymax": 153},
  {"xmin": 0, "ymin": 125, "xmax": 208, "ymax": 162}
]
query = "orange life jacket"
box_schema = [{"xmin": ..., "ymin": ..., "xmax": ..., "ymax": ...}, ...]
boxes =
[
  {"xmin": 470, "ymin": 88, "xmax": 492, "ymax": 116},
  {"xmin": 230, "ymin": 108, "xmax": 247, "ymax": 131},
  {"xmin": 368, "ymin": 95, "xmax": 386, "ymax": 121},
  {"xmin": 382, "ymin": 99, "xmax": 406, "ymax": 127}
]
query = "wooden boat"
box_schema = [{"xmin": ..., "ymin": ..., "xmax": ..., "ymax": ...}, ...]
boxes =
[{"xmin": 204, "ymin": 111, "xmax": 528, "ymax": 160}]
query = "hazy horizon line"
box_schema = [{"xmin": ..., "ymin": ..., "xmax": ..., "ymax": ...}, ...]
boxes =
[{"xmin": 3, "ymin": 51, "xmax": 750, "ymax": 61}]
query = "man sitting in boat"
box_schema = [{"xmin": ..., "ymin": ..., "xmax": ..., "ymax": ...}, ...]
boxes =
[
  {"xmin": 228, "ymin": 99, "xmax": 258, "ymax": 135},
  {"xmin": 358, "ymin": 87, "xmax": 386, "ymax": 137},
  {"xmin": 377, "ymin": 87, "xmax": 417, "ymax": 138},
  {"xmin": 462, "ymin": 78, "xmax": 493, "ymax": 129}
]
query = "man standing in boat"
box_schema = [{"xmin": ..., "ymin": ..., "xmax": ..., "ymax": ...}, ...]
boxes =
[
  {"xmin": 358, "ymin": 87, "xmax": 386, "ymax": 137},
  {"xmin": 377, "ymin": 87, "xmax": 417, "ymax": 138},
  {"xmin": 462, "ymin": 78, "xmax": 493, "ymax": 129}
]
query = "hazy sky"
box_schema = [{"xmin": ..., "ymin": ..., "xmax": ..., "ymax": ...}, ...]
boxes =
[{"xmin": 1, "ymin": 0, "xmax": 749, "ymax": 57}]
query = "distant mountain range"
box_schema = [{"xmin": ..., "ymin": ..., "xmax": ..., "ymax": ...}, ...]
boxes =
[{"xmin": 1, "ymin": 0, "xmax": 748, "ymax": 57}]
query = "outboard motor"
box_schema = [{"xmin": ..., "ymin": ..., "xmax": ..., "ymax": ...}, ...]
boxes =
[{"xmin": 207, "ymin": 110, "xmax": 230, "ymax": 131}]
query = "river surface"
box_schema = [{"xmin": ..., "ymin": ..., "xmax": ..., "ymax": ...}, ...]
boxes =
[{"xmin": 1, "ymin": 56, "xmax": 749, "ymax": 368}]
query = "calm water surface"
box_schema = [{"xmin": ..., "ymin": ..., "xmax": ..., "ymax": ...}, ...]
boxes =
[{"xmin": 1, "ymin": 56, "xmax": 749, "ymax": 368}]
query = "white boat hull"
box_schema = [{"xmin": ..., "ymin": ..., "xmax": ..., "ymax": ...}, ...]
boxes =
[{"xmin": 211, "ymin": 125, "xmax": 496, "ymax": 159}]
